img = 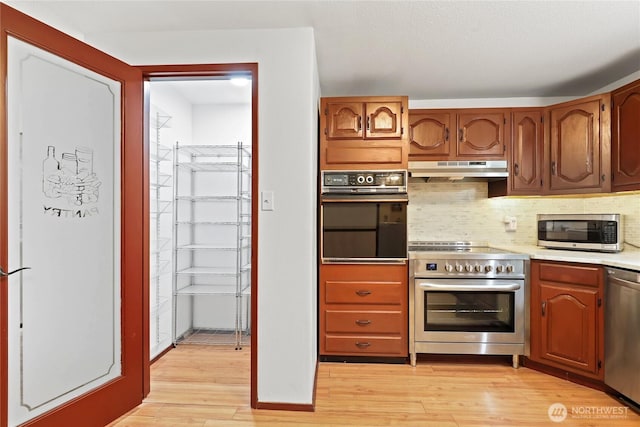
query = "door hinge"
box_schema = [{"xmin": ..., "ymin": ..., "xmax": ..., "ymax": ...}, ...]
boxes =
[
  {"xmin": 598, "ymin": 360, "xmax": 602, "ymax": 370},
  {"xmin": 401, "ymin": 126, "xmax": 404, "ymax": 135},
  {"xmin": 503, "ymin": 144, "xmax": 506, "ymax": 153},
  {"xmin": 601, "ymin": 104, "xmax": 605, "ymax": 112},
  {"xmin": 598, "ymin": 298, "xmax": 602, "ymax": 307}
]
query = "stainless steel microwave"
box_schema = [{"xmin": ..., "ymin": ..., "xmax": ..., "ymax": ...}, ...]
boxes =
[{"xmin": 537, "ymin": 214, "xmax": 623, "ymax": 252}]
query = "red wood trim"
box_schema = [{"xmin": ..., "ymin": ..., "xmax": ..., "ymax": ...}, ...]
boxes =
[
  {"xmin": 0, "ymin": 3, "xmax": 145, "ymax": 426},
  {"xmin": 141, "ymin": 79, "xmax": 151, "ymax": 397},
  {"xmin": 250, "ymin": 66, "xmax": 259, "ymax": 410},
  {"xmin": 0, "ymin": 6, "xmax": 9, "ymax": 425},
  {"xmin": 254, "ymin": 402, "xmax": 315, "ymax": 412},
  {"xmin": 140, "ymin": 63, "xmax": 260, "ymax": 409}
]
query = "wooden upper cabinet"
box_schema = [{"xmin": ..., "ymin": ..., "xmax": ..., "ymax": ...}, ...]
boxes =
[
  {"xmin": 509, "ymin": 109, "xmax": 543, "ymax": 194},
  {"xmin": 408, "ymin": 109, "xmax": 508, "ymax": 161},
  {"xmin": 611, "ymin": 79, "xmax": 640, "ymax": 192},
  {"xmin": 456, "ymin": 110, "xmax": 508, "ymax": 159},
  {"xmin": 325, "ymin": 101, "xmax": 364, "ymax": 139},
  {"xmin": 408, "ymin": 110, "xmax": 452, "ymax": 160},
  {"xmin": 547, "ymin": 94, "xmax": 611, "ymax": 194},
  {"xmin": 320, "ymin": 96, "xmax": 409, "ymax": 170},
  {"xmin": 366, "ymin": 102, "xmax": 403, "ymax": 139}
]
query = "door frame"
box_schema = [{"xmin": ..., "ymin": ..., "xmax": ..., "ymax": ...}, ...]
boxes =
[
  {"xmin": 0, "ymin": 3, "xmax": 145, "ymax": 426},
  {"xmin": 138, "ymin": 64, "xmax": 259, "ymax": 406}
]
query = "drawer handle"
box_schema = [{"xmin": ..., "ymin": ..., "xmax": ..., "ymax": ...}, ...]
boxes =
[
  {"xmin": 355, "ymin": 342, "xmax": 371, "ymax": 348},
  {"xmin": 355, "ymin": 290, "xmax": 371, "ymax": 297},
  {"xmin": 355, "ymin": 319, "xmax": 371, "ymax": 326}
]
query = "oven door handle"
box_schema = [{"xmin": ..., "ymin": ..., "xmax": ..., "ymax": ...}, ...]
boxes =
[{"xmin": 417, "ymin": 281, "xmax": 521, "ymax": 292}]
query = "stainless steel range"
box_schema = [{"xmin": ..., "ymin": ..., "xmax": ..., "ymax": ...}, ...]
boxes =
[{"xmin": 409, "ymin": 242, "xmax": 529, "ymax": 368}]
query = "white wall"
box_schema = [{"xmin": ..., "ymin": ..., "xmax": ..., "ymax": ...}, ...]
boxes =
[
  {"xmin": 84, "ymin": 28, "xmax": 319, "ymax": 404},
  {"xmin": 192, "ymin": 103, "xmax": 252, "ymax": 146}
]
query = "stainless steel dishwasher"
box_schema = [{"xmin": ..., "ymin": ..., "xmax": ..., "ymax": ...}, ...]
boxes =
[{"xmin": 605, "ymin": 267, "xmax": 640, "ymax": 408}]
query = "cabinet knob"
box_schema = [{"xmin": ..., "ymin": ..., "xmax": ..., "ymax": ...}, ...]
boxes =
[
  {"xmin": 514, "ymin": 163, "xmax": 520, "ymax": 176},
  {"xmin": 551, "ymin": 161, "xmax": 556, "ymax": 175},
  {"xmin": 357, "ymin": 116, "xmax": 362, "ymax": 131},
  {"xmin": 445, "ymin": 128, "xmax": 450, "ymax": 142},
  {"xmin": 459, "ymin": 128, "xmax": 463, "ymax": 142},
  {"xmin": 542, "ymin": 301, "xmax": 546, "ymax": 316},
  {"xmin": 355, "ymin": 290, "xmax": 371, "ymax": 297}
]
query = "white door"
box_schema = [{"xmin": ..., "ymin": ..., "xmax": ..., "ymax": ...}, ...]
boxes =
[{"xmin": 1, "ymin": 5, "xmax": 145, "ymax": 427}]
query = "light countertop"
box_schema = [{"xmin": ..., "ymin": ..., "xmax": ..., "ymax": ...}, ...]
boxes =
[{"xmin": 490, "ymin": 244, "xmax": 640, "ymax": 271}]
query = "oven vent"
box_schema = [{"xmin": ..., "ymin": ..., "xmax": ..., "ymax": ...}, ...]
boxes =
[{"xmin": 409, "ymin": 160, "xmax": 509, "ymax": 181}]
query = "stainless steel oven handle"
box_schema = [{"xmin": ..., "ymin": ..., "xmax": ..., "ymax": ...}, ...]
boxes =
[{"xmin": 417, "ymin": 282, "xmax": 521, "ymax": 292}]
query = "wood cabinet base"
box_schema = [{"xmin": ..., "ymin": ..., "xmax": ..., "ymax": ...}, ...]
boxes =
[{"xmin": 523, "ymin": 357, "xmax": 609, "ymax": 393}]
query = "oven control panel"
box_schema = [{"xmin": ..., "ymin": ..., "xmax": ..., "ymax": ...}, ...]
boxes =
[
  {"xmin": 321, "ymin": 170, "xmax": 407, "ymax": 193},
  {"xmin": 413, "ymin": 259, "xmax": 525, "ymax": 279}
]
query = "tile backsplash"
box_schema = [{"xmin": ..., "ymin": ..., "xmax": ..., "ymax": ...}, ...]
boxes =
[{"xmin": 408, "ymin": 181, "xmax": 640, "ymax": 248}]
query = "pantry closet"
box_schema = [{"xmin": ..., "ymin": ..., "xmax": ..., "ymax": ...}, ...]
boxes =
[{"xmin": 148, "ymin": 78, "xmax": 252, "ymax": 359}]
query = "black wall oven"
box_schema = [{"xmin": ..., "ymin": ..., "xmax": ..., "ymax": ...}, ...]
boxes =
[{"xmin": 320, "ymin": 171, "xmax": 408, "ymax": 263}]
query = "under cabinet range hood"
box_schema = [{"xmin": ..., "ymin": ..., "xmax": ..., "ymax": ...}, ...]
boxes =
[{"xmin": 409, "ymin": 160, "xmax": 508, "ymax": 181}]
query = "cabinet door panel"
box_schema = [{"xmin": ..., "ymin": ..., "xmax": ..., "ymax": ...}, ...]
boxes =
[
  {"xmin": 408, "ymin": 111, "xmax": 452, "ymax": 159},
  {"xmin": 457, "ymin": 112, "xmax": 506, "ymax": 158},
  {"xmin": 549, "ymin": 99, "xmax": 603, "ymax": 191},
  {"xmin": 511, "ymin": 110, "xmax": 543, "ymax": 193},
  {"xmin": 325, "ymin": 102, "xmax": 364, "ymax": 139},
  {"xmin": 366, "ymin": 102, "xmax": 403, "ymax": 139},
  {"xmin": 540, "ymin": 284, "xmax": 598, "ymax": 375},
  {"xmin": 612, "ymin": 81, "xmax": 640, "ymax": 191}
]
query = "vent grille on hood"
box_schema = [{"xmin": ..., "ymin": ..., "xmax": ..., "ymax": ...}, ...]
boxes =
[{"xmin": 409, "ymin": 160, "xmax": 509, "ymax": 180}]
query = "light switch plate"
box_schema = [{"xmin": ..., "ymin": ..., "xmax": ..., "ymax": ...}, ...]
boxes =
[{"xmin": 261, "ymin": 191, "xmax": 274, "ymax": 211}]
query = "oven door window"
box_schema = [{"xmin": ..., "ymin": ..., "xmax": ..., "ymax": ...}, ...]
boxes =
[
  {"xmin": 424, "ymin": 291, "xmax": 515, "ymax": 333},
  {"xmin": 322, "ymin": 202, "xmax": 406, "ymax": 259}
]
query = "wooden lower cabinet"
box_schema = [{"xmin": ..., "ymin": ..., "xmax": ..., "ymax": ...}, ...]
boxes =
[
  {"xmin": 319, "ymin": 263, "xmax": 408, "ymax": 357},
  {"xmin": 529, "ymin": 260, "xmax": 604, "ymax": 380}
]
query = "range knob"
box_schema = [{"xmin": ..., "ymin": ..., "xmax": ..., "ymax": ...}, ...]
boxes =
[
  {"xmin": 485, "ymin": 265, "xmax": 493, "ymax": 273},
  {"xmin": 356, "ymin": 175, "xmax": 365, "ymax": 184},
  {"xmin": 365, "ymin": 175, "xmax": 374, "ymax": 184},
  {"xmin": 465, "ymin": 264, "xmax": 473, "ymax": 272},
  {"xmin": 506, "ymin": 265, "xmax": 514, "ymax": 273},
  {"xmin": 475, "ymin": 264, "xmax": 483, "ymax": 272},
  {"xmin": 496, "ymin": 265, "xmax": 505, "ymax": 273},
  {"xmin": 444, "ymin": 264, "xmax": 454, "ymax": 273},
  {"xmin": 455, "ymin": 264, "xmax": 464, "ymax": 273}
]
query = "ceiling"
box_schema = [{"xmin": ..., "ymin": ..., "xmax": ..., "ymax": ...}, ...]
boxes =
[{"xmin": 7, "ymin": 0, "xmax": 640, "ymax": 100}]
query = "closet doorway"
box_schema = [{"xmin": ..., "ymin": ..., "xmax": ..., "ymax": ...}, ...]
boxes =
[{"xmin": 142, "ymin": 65, "xmax": 258, "ymax": 405}]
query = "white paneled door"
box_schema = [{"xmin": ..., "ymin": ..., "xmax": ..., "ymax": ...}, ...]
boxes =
[{"xmin": 1, "ymin": 5, "xmax": 145, "ymax": 427}]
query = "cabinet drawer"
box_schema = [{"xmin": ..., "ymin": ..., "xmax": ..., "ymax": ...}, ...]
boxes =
[
  {"xmin": 325, "ymin": 281, "xmax": 404, "ymax": 305},
  {"xmin": 324, "ymin": 335, "xmax": 405, "ymax": 356},
  {"xmin": 325, "ymin": 310, "xmax": 403, "ymax": 334},
  {"xmin": 537, "ymin": 262, "xmax": 602, "ymax": 288}
]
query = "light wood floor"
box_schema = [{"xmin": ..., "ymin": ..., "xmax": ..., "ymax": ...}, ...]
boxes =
[{"xmin": 109, "ymin": 345, "xmax": 639, "ymax": 426}]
